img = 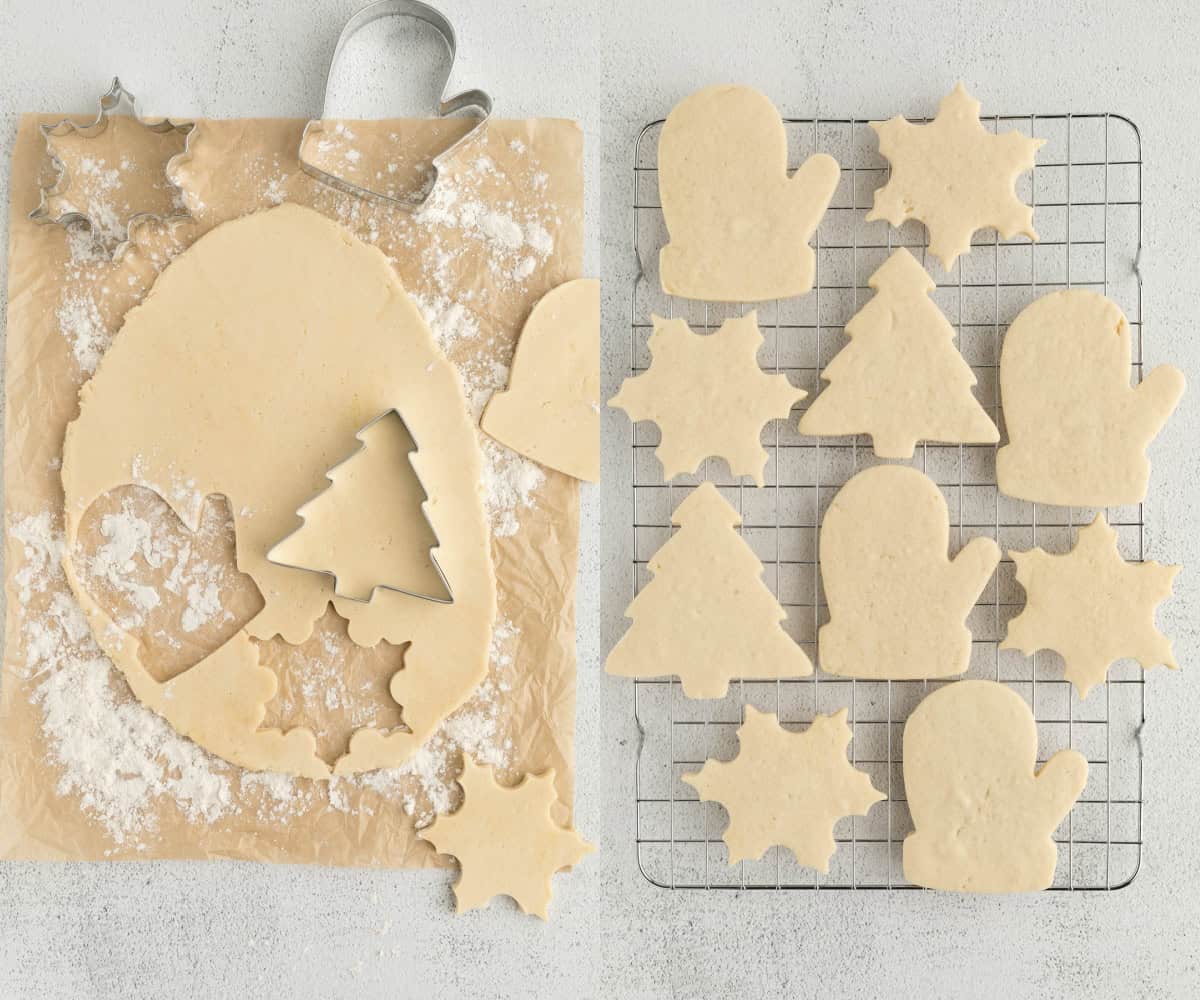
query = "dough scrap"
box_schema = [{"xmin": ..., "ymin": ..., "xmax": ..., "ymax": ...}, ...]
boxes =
[
  {"xmin": 867, "ymin": 82, "xmax": 1043, "ymax": 270},
  {"xmin": 683, "ymin": 706, "xmax": 884, "ymax": 871},
  {"xmin": 418, "ymin": 760, "xmax": 594, "ymax": 919},
  {"xmin": 481, "ymin": 278, "xmax": 600, "ymax": 482},
  {"xmin": 609, "ymin": 312, "xmax": 805, "ymax": 486},
  {"xmin": 60, "ymin": 203, "xmax": 496, "ymax": 777},
  {"xmin": 658, "ymin": 84, "xmax": 840, "ymax": 301},
  {"xmin": 1002, "ymin": 514, "xmax": 1179, "ymax": 698},
  {"xmin": 903, "ymin": 680, "xmax": 1088, "ymax": 892},
  {"xmin": 605, "ymin": 482, "xmax": 812, "ymax": 699},
  {"xmin": 798, "ymin": 247, "xmax": 998, "ymax": 457},
  {"xmin": 819, "ymin": 465, "xmax": 1000, "ymax": 679},
  {"xmin": 996, "ymin": 289, "xmax": 1185, "ymax": 506}
]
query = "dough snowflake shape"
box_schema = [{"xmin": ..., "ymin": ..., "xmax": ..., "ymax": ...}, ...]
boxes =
[
  {"xmin": 609, "ymin": 312, "xmax": 805, "ymax": 485},
  {"xmin": 418, "ymin": 760, "xmax": 594, "ymax": 919},
  {"xmin": 867, "ymin": 82, "xmax": 1044, "ymax": 270},
  {"xmin": 1002, "ymin": 515, "xmax": 1180, "ymax": 698},
  {"xmin": 683, "ymin": 706, "xmax": 884, "ymax": 871}
]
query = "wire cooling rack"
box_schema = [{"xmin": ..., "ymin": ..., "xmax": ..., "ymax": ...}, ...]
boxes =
[{"xmin": 628, "ymin": 111, "xmax": 1146, "ymax": 891}]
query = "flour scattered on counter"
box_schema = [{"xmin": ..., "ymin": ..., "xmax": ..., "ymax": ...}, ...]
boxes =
[
  {"xmin": 56, "ymin": 291, "xmax": 110, "ymax": 374},
  {"xmin": 481, "ymin": 439, "xmax": 544, "ymax": 538},
  {"xmin": 9, "ymin": 511, "xmax": 65, "ymax": 605}
]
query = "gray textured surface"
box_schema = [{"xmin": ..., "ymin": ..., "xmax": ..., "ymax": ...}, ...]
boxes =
[{"xmin": 0, "ymin": 0, "xmax": 1197, "ymax": 996}]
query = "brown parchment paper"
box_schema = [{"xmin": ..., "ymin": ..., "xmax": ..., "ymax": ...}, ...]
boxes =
[{"xmin": 0, "ymin": 113, "xmax": 582, "ymax": 866}]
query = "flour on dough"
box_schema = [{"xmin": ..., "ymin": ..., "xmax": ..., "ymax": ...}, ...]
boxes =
[
  {"xmin": 996, "ymin": 288, "xmax": 1185, "ymax": 506},
  {"xmin": 609, "ymin": 312, "xmax": 805, "ymax": 486},
  {"xmin": 1002, "ymin": 514, "xmax": 1179, "ymax": 698},
  {"xmin": 605, "ymin": 482, "xmax": 812, "ymax": 699},
  {"xmin": 903, "ymin": 680, "xmax": 1087, "ymax": 892},
  {"xmin": 868, "ymin": 82, "xmax": 1043, "ymax": 270},
  {"xmin": 818, "ymin": 465, "xmax": 999, "ymax": 679},
  {"xmin": 60, "ymin": 204, "xmax": 496, "ymax": 777},
  {"xmin": 481, "ymin": 278, "xmax": 600, "ymax": 482},
  {"xmin": 683, "ymin": 706, "xmax": 884, "ymax": 872},
  {"xmin": 418, "ymin": 759, "xmax": 594, "ymax": 919},
  {"xmin": 799, "ymin": 248, "xmax": 997, "ymax": 456},
  {"xmin": 658, "ymin": 84, "xmax": 840, "ymax": 301}
]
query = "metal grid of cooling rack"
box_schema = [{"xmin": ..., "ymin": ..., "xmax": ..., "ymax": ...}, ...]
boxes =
[{"xmin": 628, "ymin": 111, "xmax": 1146, "ymax": 891}]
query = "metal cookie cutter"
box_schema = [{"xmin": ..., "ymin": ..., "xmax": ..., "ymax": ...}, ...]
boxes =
[
  {"xmin": 29, "ymin": 77, "xmax": 196, "ymax": 258},
  {"xmin": 267, "ymin": 408, "xmax": 454, "ymax": 606},
  {"xmin": 298, "ymin": 0, "xmax": 493, "ymax": 209}
]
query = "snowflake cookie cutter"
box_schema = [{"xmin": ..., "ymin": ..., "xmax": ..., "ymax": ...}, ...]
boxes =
[
  {"xmin": 298, "ymin": 0, "xmax": 493, "ymax": 209},
  {"xmin": 29, "ymin": 77, "xmax": 196, "ymax": 258},
  {"xmin": 266, "ymin": 407, "xmax": 455, "ymax": 606}
]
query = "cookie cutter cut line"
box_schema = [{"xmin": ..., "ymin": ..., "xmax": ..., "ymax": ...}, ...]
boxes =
[
  {"xmin": 29, "ymin": 77, "xmax": 196, "ymax": 258},
  {"xmin": 298, "ymin": 0, "xmax": 493, "ymax": 209},
  {"xmin": 267, "ymin": 408, "xmax": 454, "ymax": 606}
]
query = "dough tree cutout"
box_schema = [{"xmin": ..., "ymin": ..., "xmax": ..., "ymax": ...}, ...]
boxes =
[
  {"xmin": 268, "ymin": 409, "xmax": 451, "ymax": 604},
  {"xmin": 609, "ymin": 313, "xmax": 805, "ymax": 486},
  {"xmin": 481, "ymin": 278, "xmax": 600, "ymax": 481},
  {"xmin": 819, "ymin": 466, "xmax": 1000, "ymax": 679},
  {"xmin": 1002, "ymin": 515, "xmax": 1179, "ymax": 698},
  {"xmin": 418, "ymin": 760, "xmax": 594, "ymax": 919},
  {"xmin": 798, "ymin": 248, "xmax": 998, "ymax": 457},
  {"xmin": 606, "ymin": 482, "xmax": 812, "ymax": 698},
  {"xmin": 904, "ymin": 680, "xmax": 1088, "ymax": 892},
  {"xmin": 683, "ymin": 706, "xmax": 884, "ymax": 871},
  {"xmin": 867, "ymin": 82, "xmax": 1043, "ymax": 270},
  {"xmin": 658, "ymin": 84, "xmax": 840, "ymax": 301},
  {"xmin": 996, "ymin": 289, "xmax": 1185, "ymax": 506}
]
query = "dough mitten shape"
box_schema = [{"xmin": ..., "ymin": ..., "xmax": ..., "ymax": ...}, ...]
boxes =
[
  {"xmin": 605, "ymin": 482, "xmax": 813, "ymax": 698},
  {"xmin": 798, "ymin": 247, "xmax": 998, "ymax": 456},
  {"xmin": 658, "ymin": 84, "xmax": 840, "ymax": 301},
  {"xmin": 818, "ymin": 465, "xmax": 1000, "ymax": 679},
  {"xmin": 481, "ymin": 278, "xmax": 600, "ymax": 482},
  {"xmin": 903, "ymin": 680, "xmax": 1087, "ymax": 893},
  {"xmin": 996, "ymin": 288, "xmax": 1185, "ymax": 507},
  {"xmin": 1002, "ymin": 514, "xmax": 1179, "ymax": 698},
  {"xmin": 683, "ymin": 706, "xmax": 884, "ymax": 872},
  {"xmin": 867, "ymin": 82, "xmax": 1043, "ymax": 270},
  {"xmin": 418, "ymin": 760, "xmax": 594, "ymax": 919},
  {"xmin": 608, "ymin": 312, "xmax": 805, "ymax": 486}
]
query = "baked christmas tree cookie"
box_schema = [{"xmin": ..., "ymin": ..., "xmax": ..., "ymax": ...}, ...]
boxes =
[
  {"xmin": 996, "ymin": 289, "xmax": 1185, "ymax": 506},
  {"xmin": 903, "ymin": 680, "xmax": 1087, "ymax": 892},
  {"xmin": 609, "ymin": 313, "xmax": 805, "ymax": 486},
  {"xmin": 868, "ymin": 82, "xmax": 1043, "ymax": 270},
  {"xmin": 819, "ymin": 465, "xmax": 999, "ymax": 679},
  {"xmin": 1002, "ymin": 514, "xmax": 1179, "ymax": 698},
  {"xmin": 798, "ymin": 247, "xmax": 998, "ymax": 456},
  {"xmin": 418, "ymin": 760, "xmax": 594, "ymax": 919},
  {"xmin": 606, "ymin": 482, "xmax": 812, "ymax": 699},
  {"xmin": 658, "ymin": 84, "xmax": 840, "ymax": 301},
  {"xmin": 683, "ymin": 706, "xmax": 884, "ymax": 871}
]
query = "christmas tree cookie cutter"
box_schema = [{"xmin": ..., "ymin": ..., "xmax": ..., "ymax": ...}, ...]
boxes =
[
  {"xmin": 298, "ymin": 0, "xmax": 492, "ymax": 209},
  {"xmin": 29, "ymin": 77, "xmax": 196, "ymax": 258},
  {"xmin": 266, "ymin": 407, "xmax": 454, "ymax": 605}
]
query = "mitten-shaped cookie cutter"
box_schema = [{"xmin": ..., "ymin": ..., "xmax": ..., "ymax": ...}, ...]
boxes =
[
  {"xmin": 298, "ymin": 0, "xmax": 492, "ymax": 208},
  {"xmin": 29, "ymin": 77, "xmax": 195, "ymax": 258}
]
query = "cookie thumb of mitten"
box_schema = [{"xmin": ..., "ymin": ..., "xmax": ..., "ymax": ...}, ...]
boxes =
[
  {"xmin": 1031, "ymin": 749, "xmax": 1088, "ymax": 828},
  {"xmin": 788, "ymin": 154, "xmax": 841, "ymax": 233},
  {"xmin": 946, "ymin": 536, "xmax": 1001, "ymax": 610},
  {"xmin": 1128, "ymin": 365, "xmax": 1186, "ymax": 440}
]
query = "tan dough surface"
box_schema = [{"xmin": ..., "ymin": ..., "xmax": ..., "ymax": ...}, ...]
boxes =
[
  {"xmin": 1002, "ymin": 515, "xmax": 1179, "ymax": 698},
  {"xmin": 818, "ymin": 465, "xmax": 999, "ymax": 679},
  {"xmin": 481, "ymin": 278, "xmax": 600, "ymax": 482},
  {"xmin": 608, "ymin": 312, "xmax": 805, "ymax": 486},
  {"xmin": 605, "ymin": 482, "xmax": 812, "ymax": 699},
  {"xmin": 657, "ymin": 84, "xmax": 840, "ymax": 302},
  {"xmin": 60, "ymin": 203, "xmax": 497, "ymax": 777},
  {"xmin": 903, "ymin": 680, "xmax": 1088, "ymax": 893},
  {"xmin": 683, "ymin": 706, "xmax": 884, "ymax": 872},
  {"xmin": 268, "ymin": 410, "xmax": 449, "ymax": 602},
  {"xmin": 867, "ymin": 82, "xmax": 1043, "ymax": 270},
  {"xmin": 418, "ymin": 760, "xmax": 594, "ymax": 919},
  {"xmin": 996, "ymin": 289, "xmax": 1185, "ymax": 506},
  {"xmin": 798, "ymin": 248, "xmax": 998, "ymax": 456}
]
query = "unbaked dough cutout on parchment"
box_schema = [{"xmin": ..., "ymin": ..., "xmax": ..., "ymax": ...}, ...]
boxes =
[{"xmin": 657, "ymin": 84, "xmax": 840, "ymax": 302}]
